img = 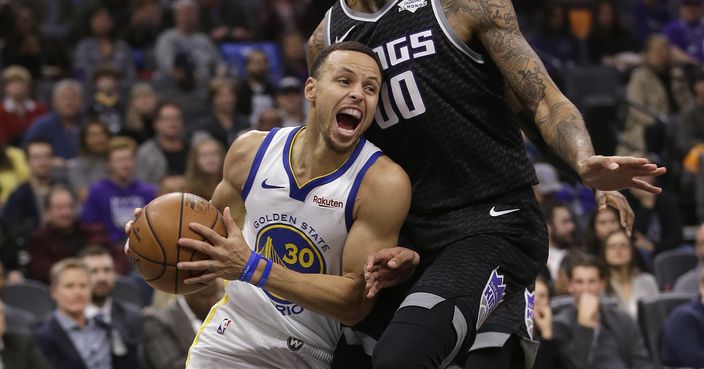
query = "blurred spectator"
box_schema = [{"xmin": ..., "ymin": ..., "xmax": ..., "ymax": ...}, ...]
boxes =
[
  {"xmin": 0, "ymin": 65, "xmax": 48, "ymax": 146},
  {"xmin": 544, "ymin": 202, "xmax": 578, "ymax": 281},
  {"xmin": 256, "ymin": 0, "xmax": 307, "ymax": 41},
  {"xmin": 280, "ymin": 32, "xmax": 308, "ymax": 81},
  {"xmin": 529, "ymin": 2, "xmax": 581, "ymax": 80},
  {"xmin": 600, "ymin": 229, "xmax": 659, "ymax": 319},
  {"xmin": 532, "ymin": 274, "xmax": 564, "ymax": 369},
  {"xmin": 0, "ymin": 300, "xmax": 51, "ymax": 369},
  {"xmin": 27, "ymin": 0, "xmax": 75, "ymax": 39},
  {"xmin": 626, "ymin": 175, "xmax": 683, "ymax": 258},
  {"xmin": 125, "ymin": 0, "xmax": 164, "ymax": 52},
  {"xmin": 631, "ymin": 0, "xmax": 672, "ymax": 43},
  {"xmin": 69, "ymin": 0, "xmax": 131, "ymax": 44},
  {"xmin": 191, "ymin": 78, "xmax": 248, "ymax": 149},
  {"xmin": 185, "ymin": 137, "xmax": 224, "ymax": 200},
  {"xmin": 584, "ymin": 206, "xmax": 621, "ymax": 255},
  {"xmin": 617, "ymin": 34, "xmax": 691, "ymax": 157},
  {"xmin": 276, "ymin": 76, "xmax": 305, "ymax": 127},
  {"xmin": 73, "ymin": 6, "xmax": 136, "ymax": 88},
  {"xmin": 67, "ymin": 120, "xmax": 111, "ymax": 202},
  {"xmin": 85, "ymin": 68, "xmax": 125, "ymax": 136},
  {"xmin": 256, "ymin": 107, "xmax": 283, "ymax": 131},
  {"xmin": 4, "ymin": 140, "xmax": 55, "ymax": 267},
  {"xmin": 677, "ymin": 71, "xmax": 704, "ymax": 158},
  {"xmin": 158, "ymin": 175, "xmax": 186, "ymax": 196},
  {"xmin": 143, "ymin": 280, "xmax": 222, "ymax": 369},
  {"xmin": 82, "ymin": 136, "xmax": 156, "ymax": 244},
  {"xmin": 662, "ymin": 0, "xmax": 704, "ymax": 64},
  {"xmin": 585, "ymin": 0, "xmax": 641, "ymax": 68},
  {"xmin": 157, "ymin": 50, "xmax": 209, "ymax": 125},
  {"xmin": 198, "ymin": 0, "xmax": 254, "ymax": 43},
  {"xmin": 34, "ymin": 258, "xmax": 112, "ymax": 369},
  {"xmin": 79, "ymin": 246, "xmax": 143, "ymax": 369},
  {"xmin": 154, "ymin": 0, "xmax": 223, "ymax": 84},
  {"xmin": 568, "ymin": 0, "xmax": 593, "ymax": 40},
  {"xmin": 27, "ymin": 185, "xmax": 111, "ymax": 284},
  {"xmin": 136, "ymin": 102, "xmax": 189, "ymax": 185},
  {"xmin": 533, "ymin": 162, "xmax": 564, "ymax": 204},
  {"xmin": 22, "ymin": 79, "xmax": 84, "ymax": 160},
  {"xmin": 0, "ymin": 143, "xmax": 29, "ymax": 205},
  {"xmin": 1, "ymin": 5, "xmax": 72, "ymax": 81},
  {"xmin": 661, "ymin": 269, "xmax": 704, "ymax": 368},
  {"xmin": 236, "ymin": 49, "xmax": 276, "ymax": 125},
  {"xmin": 674, "ymin": 223, "xmax": 704, "ymax": 294},
  {"xmin": 123, "ymin": 83, "xmax": 157, "ymax": 144},
  {"xmin": 552, "ymin": 254, "xmax": 653, "ymax": 369}
]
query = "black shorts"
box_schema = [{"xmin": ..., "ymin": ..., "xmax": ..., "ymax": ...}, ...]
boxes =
[{"xmin": 346, "ymin": 187, "xmax": 547, "ymax": 355}]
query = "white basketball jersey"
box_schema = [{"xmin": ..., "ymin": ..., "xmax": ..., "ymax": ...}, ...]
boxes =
[{"xmin": 227, "ymin": 126, "xmax": 383, "ymax": 351}]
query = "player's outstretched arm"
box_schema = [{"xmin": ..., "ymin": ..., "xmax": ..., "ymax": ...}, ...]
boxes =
[{"xmin": 453, "ymin": 0, "xmax": 664, "ymax": 192}]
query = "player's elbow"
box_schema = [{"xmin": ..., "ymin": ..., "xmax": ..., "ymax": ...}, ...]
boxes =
[{"xmin": 338, "ymin": 301, "xmax": 372, "ymax": 326}]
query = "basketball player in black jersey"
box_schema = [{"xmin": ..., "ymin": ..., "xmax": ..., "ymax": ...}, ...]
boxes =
[{"xmin": 308, "ymin": 1, "xmax": 666, "ymax": 368}]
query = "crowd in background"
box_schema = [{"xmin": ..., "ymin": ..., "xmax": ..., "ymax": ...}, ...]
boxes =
[{"xmin": 0, "ymin": 0, "xmax": 703, "ymax": 368}]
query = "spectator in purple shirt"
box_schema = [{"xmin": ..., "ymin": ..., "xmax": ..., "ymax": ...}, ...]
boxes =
[
  {"xmin": 662, "ymin": 0, "xmax": 704, "ymax": 63},
  {"xmin": 81, "ymin": 136, "xmax": 155, "ymax": 244},
  {"xmin": 632, "ymin": 0, "xmax": 672, "ymax": 43}
]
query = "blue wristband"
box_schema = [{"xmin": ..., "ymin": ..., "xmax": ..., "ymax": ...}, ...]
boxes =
[
  {"xmin": 256, "ymin": 258, "xmax": 273, "ymax": 288},
  {"xmin": 240, "ymin": 252, "xmax": 261, "ymax": 283}
]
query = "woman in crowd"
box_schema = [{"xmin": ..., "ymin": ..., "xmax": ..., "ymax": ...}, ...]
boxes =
[
  {"xmin": 584, "ymin": 206, "xmax": 621, "ymax": 255},
  {"xmin": 184, "ymin": 137, "xmax": 224, "ymax": 200},
  {"xmin": 73, "ymin": 6, "xmax": 136, "ymax": 87},
  {"xmin": 586, "ymin": 0, "xmax": 641, "ymax": 68},
  {"xmin": 601, "ymin": 229, "xmax": 659, "ymax": 319},
  {"xmin": 66, "ymin": 120, "xmax": 111, "ymax": 202},
  {"xmin": 123, "ymin": 82, "xmax": 157, "ymax": 144}
]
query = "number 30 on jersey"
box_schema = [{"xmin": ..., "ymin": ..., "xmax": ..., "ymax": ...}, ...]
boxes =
[{"xmin": 371, "ymin": 30, "xmax": 436, "ymax": 129}]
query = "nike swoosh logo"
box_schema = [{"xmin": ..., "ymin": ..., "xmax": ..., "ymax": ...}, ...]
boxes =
[
  {"xmin": 335, "ymin": 25, "xmax": 356, "ymax": 43},
  {"xmin": 489, "ymin": 206, "xmax": 520, "ymax": 217},
  {"xmin": 262, "ymin": 179, "xmax": 285, "ymax": 190}
]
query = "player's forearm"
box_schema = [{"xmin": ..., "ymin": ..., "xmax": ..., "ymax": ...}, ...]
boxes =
[
  {"xmin": 534, "ymin": 98, "xmax": 595, "ymax": 174},
  {"xmin": 254, "ymin": 262, "xmax": 371, "ymax": 326}
]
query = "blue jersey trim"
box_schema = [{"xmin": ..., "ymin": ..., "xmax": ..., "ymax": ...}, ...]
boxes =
[
  {"xmin": 344, "ymin": 151, "xmax": 383, "ymax": 231},
  {"xmin": 283, "ymin": 127, "xmax": 368, "ymax": 202},
  {"xmin": 241, "ymin": 128, "xmax": 280, "ymax": 201}
]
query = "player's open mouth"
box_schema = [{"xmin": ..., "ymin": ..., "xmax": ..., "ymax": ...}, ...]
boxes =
[{"xmin": 336, "ymin": 107, "xmax": 362, "ymax": 137}]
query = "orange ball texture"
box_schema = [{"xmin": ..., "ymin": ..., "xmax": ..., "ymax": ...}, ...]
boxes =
[{"xmin": 128, "ymin": 192, "xmax": 226, "ymax": 295}]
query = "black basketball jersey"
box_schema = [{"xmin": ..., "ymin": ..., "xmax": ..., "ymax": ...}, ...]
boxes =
[{"xmin": 325, "ymin": 0, "xmax": 539, "ymax": 250}]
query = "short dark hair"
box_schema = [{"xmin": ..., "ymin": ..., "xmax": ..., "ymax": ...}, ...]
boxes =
[
  {"xmin": 309, "ymin": 41, "xmax": 383, "ymax": 78},
  {"xmin": 44, "ymin": 184, "xmax": 76, "ymax": 209},
  {"xmin": 155, "ymin": 100, "xmax": 183, "ymax": 118},
  {"xmin": 566, "ymin": 253, "xmax": 607, "ymax": 280},
  {"xmin": 541, "ymin": 200, "xmax": 570, "ymax": 225},
  {"xmin": 78, "ymin": 244, "xmax": 113, "ymax": 260}
]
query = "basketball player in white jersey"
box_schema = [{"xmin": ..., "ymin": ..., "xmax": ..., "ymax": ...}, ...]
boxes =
[{"xmin": 166, "ymin": 42, "xmax": 412, "ymax": 369}]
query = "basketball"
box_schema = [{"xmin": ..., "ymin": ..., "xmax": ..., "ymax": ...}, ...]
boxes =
[{"xmin": 127, "ymin": 192, "xmax": 226, "ymax": 295}]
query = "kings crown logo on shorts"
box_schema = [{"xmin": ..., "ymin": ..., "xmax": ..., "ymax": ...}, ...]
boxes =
[
  {"xmin": 476, "ymin": 268, "xmax": 507, "ymax": 329},
  {"xmin": 398, "ymin": 0, "xmax": 427, "ymax": 13},
  {"xmin": 524, "ymin": 289, "xmax": 535, "ymax": 340}
]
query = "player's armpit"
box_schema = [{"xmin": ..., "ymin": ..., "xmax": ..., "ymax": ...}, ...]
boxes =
[
  {"xmin": 459, "ymin": 0, "xmax": 594, "ymax": 172},
  {"xmin": 307, "ymin": 20, "xmax": 327, "ymax": 74}
]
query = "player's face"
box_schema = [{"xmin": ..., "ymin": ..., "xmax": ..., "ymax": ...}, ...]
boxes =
[
  {"xmin": 568, "ymin": 266, "xmax": 605, "ymax": 298},
  {"xmin": 52, "ymin": 268, "xmax": 91, "ymax": 317},
  {"xmin": 306, "ymin": 50, "xmax": 381, "ymax": 154},
  {"xmin": 82, "ymin": 254, "xmax": 116, "ymax": 300}
]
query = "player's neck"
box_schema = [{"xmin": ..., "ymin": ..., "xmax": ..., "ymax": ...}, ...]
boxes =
[
  {"xmin": 346, "ymin": 0, "xmax": 390, "ymax": 12},
  {"xmin": 290, "ymin": 127, "xmax": 352, "ymax": 183}
]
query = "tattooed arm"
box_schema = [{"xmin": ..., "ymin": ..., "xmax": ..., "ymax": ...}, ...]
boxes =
[
  {"xmin": 447, "ymin": 0, "xmax": 665, "ymax": 193},
  {"xmin": 307, "ymin": 20, "xmax": 327, "ymax": 74}
]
